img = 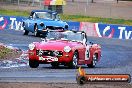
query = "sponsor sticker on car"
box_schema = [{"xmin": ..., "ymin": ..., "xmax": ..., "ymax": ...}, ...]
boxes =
[{"xmin": 39, "ymin": 56, "xmax": 58, "ymax": 62}]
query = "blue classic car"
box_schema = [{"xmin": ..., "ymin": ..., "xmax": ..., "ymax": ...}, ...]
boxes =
[{"xmin": 22, "ymin": 10, "xmax": 68, "ymax": 37}]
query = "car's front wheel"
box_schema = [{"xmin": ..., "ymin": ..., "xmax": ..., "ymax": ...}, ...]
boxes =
[
  {"xmin": 87, "ymin": 54, "xmax": 97, "ymax": 68},
  {"xmin": 68, "ymin": 51, "xmax": 78, "ymax": 68},
  {"xmin": 34, "ymin": 25, "xmax": 40, "ymax": 37},
  {"xmin": 29, "ymin": 60, "xmax": 39, "ymax": 68}
]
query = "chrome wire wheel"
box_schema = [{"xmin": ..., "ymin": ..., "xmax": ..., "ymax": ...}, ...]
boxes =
[
  {"xmin": 73, "ymin": 52, "xmax": 78, "ymax": 67},
  {"xmin": 92, "ymin": 54, "xmax": 97, "ymax": 66},
  {"xmin": 68, "ymin": 52, "xmax": 78, "ymax": 69},
  {"xmin": 87, "ymin": 54, "xmax": 98, "ymax": 68}
]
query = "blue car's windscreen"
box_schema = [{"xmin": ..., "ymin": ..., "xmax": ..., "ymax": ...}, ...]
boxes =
[{"xmin": 36, "ymin": 12, "xmax": 55, "ymax": 19}]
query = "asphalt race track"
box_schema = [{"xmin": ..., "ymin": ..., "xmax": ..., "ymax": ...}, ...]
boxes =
[{"xmin": 0, "ymin": 30, "xmax": 132, "ymax": 83}]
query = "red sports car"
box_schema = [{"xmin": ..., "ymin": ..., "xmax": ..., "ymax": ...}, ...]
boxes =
[{"xmin": 28, "ymin": 30, "xmax": 101, "ymax": 68}]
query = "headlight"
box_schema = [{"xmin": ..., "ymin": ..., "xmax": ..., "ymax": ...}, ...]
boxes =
[
  {"xmin": 64, "ymin": 46, "xmax": 71, "ymax": 53},
  {"xmin": 28, "ymin": 43, "xmax": 35, "ymax": 50},
  {"xmin": 40, "ymin": 22, "xmax": 44, "ymax": 27}
]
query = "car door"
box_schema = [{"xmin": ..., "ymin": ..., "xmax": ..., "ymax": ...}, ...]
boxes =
[
  {"xmin": 26, "ymin": 12, "xmax": 37, "ymax": 32},
  {"xmin": 78, "ymin": 33, "xmax": 87, "ymax": 64},
  {"xmin": 78, "ymin": 44, "xmax": 86, "ymax": 65}
]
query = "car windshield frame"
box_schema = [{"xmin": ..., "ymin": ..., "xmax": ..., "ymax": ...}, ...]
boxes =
[
  {"xmin": 35, "ymin": 12, "xmax": 56, "ymax": 19},
  {"xmin": 46, "ymin": 31, "xmax": 84, "ymax": 42}
]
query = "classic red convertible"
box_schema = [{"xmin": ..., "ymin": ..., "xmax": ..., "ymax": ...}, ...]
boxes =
[{"xmin": 28, "ymin": 30, "xmax": 101, "ymax": 68}]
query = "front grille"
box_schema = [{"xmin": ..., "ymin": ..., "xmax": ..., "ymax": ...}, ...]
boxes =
[
  {"xmin": 36, "ymin": 50, "xmax": 63, "ymax": 57},
  {"xmin": 47, "ymin": 26, "xmax": 63, "ymax": 30}
]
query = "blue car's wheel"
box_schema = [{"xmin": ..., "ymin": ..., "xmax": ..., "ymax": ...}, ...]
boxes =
[
  {"xmin": 23, "ymin": 30, "xmax": 29, "ymax": 35},
  {"xmin": 34, "ymin": 25, "xmax": 40, "ymax": 37}
]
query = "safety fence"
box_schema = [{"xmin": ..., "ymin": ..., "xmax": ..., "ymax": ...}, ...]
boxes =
[
  {"xmin": 0, "ymin": 0, "xmax": 43, "ymax": 6},
  {"xmin": 0, "ymin": 16, "xmax": 132, "ymax": 39}
]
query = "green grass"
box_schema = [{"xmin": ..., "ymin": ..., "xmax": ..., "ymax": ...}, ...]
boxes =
[
  {"xmin": 0, "ymin": 46, "xmax": 12, "ymax": 59},
  {"xmin": 60, "ymin": 15, "xmax": 132, "ymax": 25},
  {"xmin": 0, "ymin": 9, "xmax": 132, "ymax": 25},
  {"xmin": 0, "ymin": 9, "xmax": 29, "ymax": 17}
]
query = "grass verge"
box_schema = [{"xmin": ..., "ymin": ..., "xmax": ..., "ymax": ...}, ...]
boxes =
[
  {"xmin": 0, "ymin": 9, "xmax": 29, "ymax": 17},
  {"xmin": 60, "ymin": 15, "xmax": 132, "ymax": 26},
  {"xmin": 0, "ymin": 9, "xmax": 132, "ymax": 25},
  {"xmin": 0, "ymin": 44, "xmax": 22, "ymax": 60},
  {"xmin": 0, "ymin": 45, "xmax": 12, "ymax": 59}
]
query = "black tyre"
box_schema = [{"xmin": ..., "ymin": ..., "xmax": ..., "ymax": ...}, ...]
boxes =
[
  {"xmin": 68, "ymin": 51, "xmax": 78, "ymax": 68},
  {"xmin": 29, "ymin": 60, "xmax": 39, "ymax": 68},
  {"xmin": 23, "ymin": 30, "xmax": 29, "ymax": 35},
  {"xmin": 51, "ymin": 62, "xmax": 59, "ymax": 68},
  {"xmin": 34, "ymin": 25, "xmax": 40, "ymax": 37},
  {"xmin": 87, "ymin": 54, "xmax": 97, "ymax": 68}
]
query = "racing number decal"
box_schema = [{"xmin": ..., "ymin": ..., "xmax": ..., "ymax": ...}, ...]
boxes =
[
  {"xmin": 85, "ymin": 46, "xmax": 90, "ymax": 60},
  {"xmin": 86, "ymin": 50, "xmax": 89, "ymax": 58}
]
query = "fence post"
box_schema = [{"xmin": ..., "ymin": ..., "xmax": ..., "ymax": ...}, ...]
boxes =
[
  {"xmin": 117, "ymin": 0, "xmax": 119, "ymax": 3},
  {"xmin": 18, "ymin": 0, "xmax": 20, "ymax": 5}
]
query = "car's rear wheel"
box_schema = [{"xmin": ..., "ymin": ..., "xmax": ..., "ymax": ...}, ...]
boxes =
[
  {"xmin": 23, "ymin": 30, "xmax": 29, "ymax": 35},
  {"xmin": 51, "ymin": 62, "xmax": 59, "ymax": 68},
  {"xmin": 87, "ymin": 54, "xmax": 97, "ymax": 68},
  {"xmin": 68, "ymin": 51, "xmax": 78, "ymax": 68},
  {"xmin": 29, "ymin": 60, "xmax": 39, "ymax": 68},
  {"xmin": 34, "ymin": 25, "xmax": 40, "ymax": 37}
]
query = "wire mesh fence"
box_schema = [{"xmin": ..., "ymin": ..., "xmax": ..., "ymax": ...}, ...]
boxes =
[
  {"xmin": 0, "ymin": 0, "xmax": 43, "ymax": 7},
  {"xmin": 0, "ymin": 0, "xmax": 132, "ymax": 19}
]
